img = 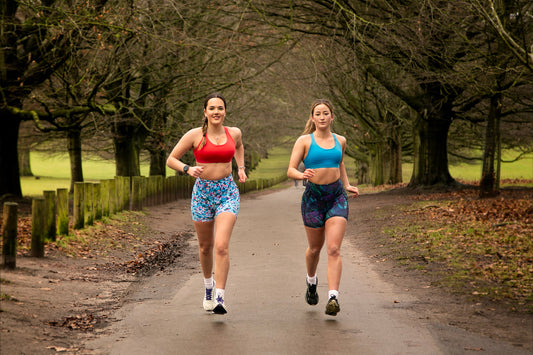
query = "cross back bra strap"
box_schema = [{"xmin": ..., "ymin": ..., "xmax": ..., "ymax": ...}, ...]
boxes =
[
  {"xmin": 303, "ymin": 133, "xmax": 342, "ymax": 169},
  {"xmin": 193, "ymin": 127, "xmax": 235, "ymax": 163}
]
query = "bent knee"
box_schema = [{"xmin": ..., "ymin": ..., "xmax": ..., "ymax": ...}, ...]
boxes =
[
  {"xmin": 214, "ymin": 244, "xmax": 229, "ymax": 257},
  {"xmin": 327, "ymin": 246, "xmax": 341, "ymax": 258},
  {"xmin": 307, "ymin": 246, "xmax": 322, "ymax": 257}
]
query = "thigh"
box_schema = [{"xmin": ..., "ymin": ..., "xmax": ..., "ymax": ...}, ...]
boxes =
[
  {"xmin": 305, "ymin": 226, "xmax": 326, "ymax": 250},
  {"xmin": 324, "ymin": 216, "xmax": 347, "ymax": 251},
  {"xmin": 194, "ymin": 220, "xmax": 215, "ymax": 246},
  {"xmin": 214, "ymin": 212, "xmax": 237, "ymax": 249}
]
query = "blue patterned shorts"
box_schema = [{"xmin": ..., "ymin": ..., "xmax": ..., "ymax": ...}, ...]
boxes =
[
  {"xmin": 191, "ymin": 175, "xmax": 240, "ymax": 222},
  {"xmin": 301, "ymin": 180, "xmax": 348, "ymax": 228}
]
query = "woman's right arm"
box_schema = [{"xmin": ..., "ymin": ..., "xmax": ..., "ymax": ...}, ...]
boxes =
[
  {"xmin": 287, "ymin": 136, "xmax": 315, "ymax": 180},
  {"xmin": 166, "ymin": 129, "xmax": 199, "ymax": 174}
]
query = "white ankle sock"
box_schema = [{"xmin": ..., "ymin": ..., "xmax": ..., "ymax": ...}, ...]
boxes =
[
  {"xmin": 307, "ymin": 274, "xmax": 317, "ymax": 285},
  {"xmin": 204, "ymin": 277, "xmax": 214, "ymax": 289},
  {"xmin": 328, "ymin": 290, "xmax": 339, "ymax": 299}
]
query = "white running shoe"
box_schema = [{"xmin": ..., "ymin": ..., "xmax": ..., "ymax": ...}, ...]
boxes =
[{"xmin": 203, "ymin": 282, "xmax": 216, "ymax": 311}]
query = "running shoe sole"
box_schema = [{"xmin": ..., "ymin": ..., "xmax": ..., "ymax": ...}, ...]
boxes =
[
  {"xmin": 325, "ymin": 297, "xmax": 340, "ymax": 316},
  {"xmin": 213, "ymin": 303, "xmax": 227, "ymax": 315},
  {"xmin": 306, "ymin": 280, "xmax": 319, "ymax": 305}
]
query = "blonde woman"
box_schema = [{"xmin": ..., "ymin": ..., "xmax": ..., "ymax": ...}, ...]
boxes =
[
  {"xmin": 287, "ymin": 99, "xmax": 359, "ymax": 316},
  {"xmin": 167, "ymin": 93, "xmax": 247, "ymax": 314}
]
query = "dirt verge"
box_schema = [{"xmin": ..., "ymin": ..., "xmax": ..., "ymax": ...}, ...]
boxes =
[
  {"xmin": 347, "ymin": 188, "xmax": 532, "ymax": 352},
  {"xmin": 0, "ymin": 202, "xmax": 196, "ymax": 354}
]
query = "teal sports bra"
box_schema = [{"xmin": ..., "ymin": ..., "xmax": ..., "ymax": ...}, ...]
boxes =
[{"xmin": 303, "ymin": 133, "xmax": 342, "ymax": 169}]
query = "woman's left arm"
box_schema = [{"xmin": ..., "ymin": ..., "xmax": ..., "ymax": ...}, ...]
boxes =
[
  {"xmin": 232, "ymin": 127, "xmax": 247, "ymax": 183},
  {"xmin": 338, "ymin": 135, "xmax": 359, "ymax": 198}
]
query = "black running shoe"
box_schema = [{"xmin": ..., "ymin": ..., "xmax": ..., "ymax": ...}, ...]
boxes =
[
  {"xmin": 305, "ymin": 279, "xmax": 319, "ymax": 305},
  {"xmin": 325, "ymin": 295, "xmax": 340, "ymax": 316}
]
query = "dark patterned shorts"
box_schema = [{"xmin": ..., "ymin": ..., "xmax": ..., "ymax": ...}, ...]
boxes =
[{"xmin": 301, "ymin": 180, "xmax": 348, "ymax": 228}]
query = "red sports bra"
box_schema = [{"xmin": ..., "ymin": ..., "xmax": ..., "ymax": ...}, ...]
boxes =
[{"xmin": 193, "ymin": 127, "xmax": 235, "ymax": 163}]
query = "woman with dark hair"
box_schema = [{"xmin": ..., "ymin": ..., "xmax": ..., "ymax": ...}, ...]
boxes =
[
  {"xmin": 287, "ymin": 99, "xmax": 359, "ymax": 316},
  {"xmin": 167, "ymin": 93, "xmax": 247, "ymax": 315}
]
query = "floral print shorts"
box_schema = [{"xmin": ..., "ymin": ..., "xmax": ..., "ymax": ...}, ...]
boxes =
[
  {"xmin": 191, "ymin": 175, "xmax": 240, "ymax": 222},
  {"xmin": 301, "ymin": 180, "xmax": 348, "ymax": 228}
]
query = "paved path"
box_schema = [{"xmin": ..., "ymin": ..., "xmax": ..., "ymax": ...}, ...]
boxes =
[{"xmin": 85, "ymin": 187, "xmax": 525, "ymax": 354}]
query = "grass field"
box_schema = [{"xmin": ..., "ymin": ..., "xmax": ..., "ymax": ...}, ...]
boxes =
[{"xmin": 21, "ymin": 149, "xmax": 532, "ymax": 197}]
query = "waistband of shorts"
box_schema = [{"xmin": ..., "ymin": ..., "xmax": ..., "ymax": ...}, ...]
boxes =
[
  {"xmin": 306, "ymin": 179, "xmax": 343, "ymax": 189},
  {"xmin": 196, "ymin": 174, "xmax": 234, "ymax": 184}
]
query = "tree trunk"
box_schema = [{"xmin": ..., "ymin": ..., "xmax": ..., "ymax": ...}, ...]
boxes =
[
  {"xmin": 479, "ymin": 93, "xmax": 502, "ymax": 198},
  {"xmin": 114, "ymin": 124, "xmax": 143, "ymax": 177},
  {"xmin": 68, "ymin": 129, "xmax": 84, "ymax": 192},
  {"xmin": 369, "ymin": 144, "xmax": 384, "ymax": 186},
  {"xmin": 0, "ymin": 113, "xmax": 22, "ymax": 197},
  {"xmin": 368, "ymin": 131, "xmax": 402, "ymax": 186},
  {"xmin": 388, "ymin": 132, "xmax": 402, "ymax": 184},
  {"xmin": 409, "ymin": 114, "xmax": 455, "ymax": 187},
  {"xmin": 356, "ymin": 160, "xmax": 369, "ymax": 184},
  {"xmin": 149, "ymin": 149, "xmax": 167, "ymax": 177},
  {"xmin": 18, "ymin": 147, "xmax": 33, "ymax": 177}
]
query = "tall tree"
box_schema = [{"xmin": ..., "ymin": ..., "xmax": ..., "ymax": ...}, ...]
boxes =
[
  {"xmin": 0, "ymin": 0, "xmax": 111, "ymax": 197},
  {"xmin": 474, "ymin": 0, "xmax": 533, "ymax": 196},
  {"xmin": 250, "ymin": 1, "xmax": 472, "ymax": 187}
]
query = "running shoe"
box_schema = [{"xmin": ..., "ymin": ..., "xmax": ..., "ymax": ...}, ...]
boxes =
[
  {"xmin": 305, "ymin": 278, "xmax": 319, "ymax": 305},
  {"xmin": 325, "ymin": 295, "xmax": 340, "ymax": 316},
  {"xmin": 203, "ymin": 281, "xmax": 216, "ymax": 311},
  {"xmin": 213, "ymin": 295, "xmax": 227, "ymax": 315}
]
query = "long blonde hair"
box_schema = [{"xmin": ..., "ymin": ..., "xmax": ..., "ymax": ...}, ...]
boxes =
[{"xmin": 303, "ymin": 99, "xmax": 334, "ymax": 134}]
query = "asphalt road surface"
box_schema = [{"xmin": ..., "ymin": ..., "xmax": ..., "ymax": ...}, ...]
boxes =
[{"xmin": 85, "ymin": 187, "xmax": 528, "ymax": 355}]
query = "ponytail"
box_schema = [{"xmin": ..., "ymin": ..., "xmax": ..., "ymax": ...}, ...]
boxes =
[
  {"xmin": 302, "ymin": 118, "xmax": 316, "ymax": 135},
  {"xmin": 199, "ymin": 116, "xmax": 208, "ymax": 148}
]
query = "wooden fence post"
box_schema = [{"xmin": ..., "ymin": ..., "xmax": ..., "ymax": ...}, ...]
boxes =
[
  {"xmin": 1, "ymin": 202, "xmax": 18, "ymax": 269},
  {"xmin": 132, "ymin": 176, "xmax": 144, "ymax": 211},
  {"xmin": 100, "ymin": 180, "xmax": 110, "ymax": 217},
  {"xmin": 56, "ymin": 188, "xmax": 69, "ymax": 235},
  {"xmin": 43, "ymin": 190, "xmax": 56, "ymax": 241},
  {"xmin": 115, "ymin": 176, "xmax": 131, "ymax": 211},
  {"xmin": 114, "ymin": 177, "xmax": 123, "ymax": 212},
  {"xmin": 123, "ymin": 176, "xmax": 131, "ymax": 210},
  {"xmin": 72, "ymin": 182, "xmax": 85, "ymax": 229},
  {"xmin": 93, "ymin": 183, "xmax": 102, "ymax": 220},
  {"xmin": 148, "ymin": 176, "xmax": 157, "ymax": 206},
  {"xmin": 84, "ymin": 183, "xmax": 94, "ymax": 226},
  {"xmin": 73, "ymin": 182, "xmax": 85, "ymax": 230},
  {"xmin": 108, "ymin": 179, "xmax": 117, "ymax": 215},
  {"xmin": 31, "ymin": 198, "xmax": 45, "ymax": 257},
  {"xmin": 157, "ymin": 176, "xmax": 163, "ymax": 203}
]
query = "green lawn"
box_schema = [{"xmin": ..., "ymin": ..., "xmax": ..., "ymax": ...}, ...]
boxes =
[
  {"xmin": 22, "ymin": 152, "xmax": 160, "ymax": 197},
  {"xmin": 21, "ymin": 149, "xmax": 532, "ymax": 197}
]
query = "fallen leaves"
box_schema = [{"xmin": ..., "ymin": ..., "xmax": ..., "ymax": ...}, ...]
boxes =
[
  {"xmin": 48, "ymin": 313, "xmax": 104, "ymax": 331},
  {"xmin": 389, "ymin": 188, "xmax": 532, "ymax": 312},
  {"xmin": 46, "ymin": 346, "xmax": 80, "ymax": 352}
]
